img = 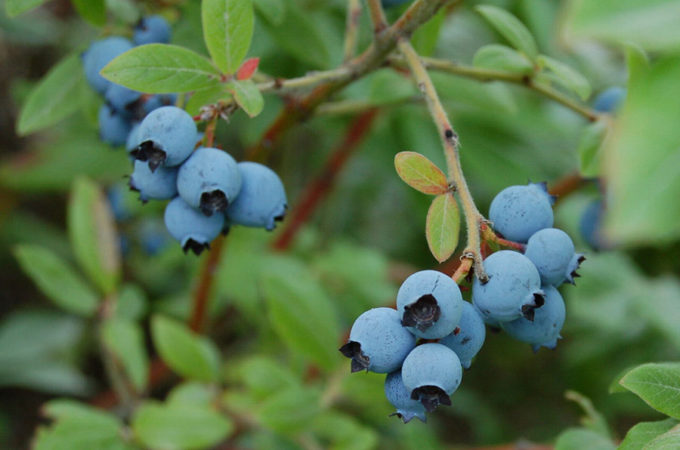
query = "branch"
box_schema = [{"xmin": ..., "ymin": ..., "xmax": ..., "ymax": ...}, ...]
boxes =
[
  {"xmin": 397, "ymin": 39, "xmax": 488, "ymax": 282},
  {"xmin": 366, "ymin": 0, "xmax": 388, "ymax": 33},
  {"xmin": 390, "ymin": 56, "xmax": 599, "ymax": 122},
  {"xmin": 272, "ymin": 109, "xmax": 380, "ymax": 251},
  {"xmin": 344, "ymin": 0, "xmax": 363, "ymax": 61}
]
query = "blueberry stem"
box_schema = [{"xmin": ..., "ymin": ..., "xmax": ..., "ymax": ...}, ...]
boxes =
[{"xmin": 398, "ymin": 39, "xmax": 488, "ymax": 282}]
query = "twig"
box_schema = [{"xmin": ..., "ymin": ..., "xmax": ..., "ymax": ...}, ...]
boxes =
[
  {"xmin": 344, "ymin": 0, "xmax": 362, "ymax": 61},
  {"xmin": 366, "ymin": 0, "xmax": 388, "ymax": 33},
  {"xmin": 272, "ymin": 109, "xmax": 380, "ymax": 251},
  {"xmin": 549, "ymin": 170, "xmax": 586, "ymax": 201},
  {"xmin": 480, "ymin": 222, "xmax": 525, "ymax": 251},
  {"xmin": 451, "ymin": 257, "xmax": 473, "ymax": 284},
  {"xmin": 397, "ymin": 39, "xmax": 488, "ymax": 282}
]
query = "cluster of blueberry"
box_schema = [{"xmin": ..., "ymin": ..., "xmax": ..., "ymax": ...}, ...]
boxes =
[
  {"xmin": 81, "ymin": 15, "xmax": 175, "ymax": 147},
  {"xmin": 340, "ymin": 182, "xmax": 583, "ymax": 423},
  {"xmin": 124, "ymin": 106, "xmax": 287, "ymax": 254}
]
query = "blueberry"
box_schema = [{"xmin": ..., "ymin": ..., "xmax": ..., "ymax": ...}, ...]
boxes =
[
  {"xmin": 439, "ymin": 302, "xmax": 486, "ymax": 369},
  {"xmin": 472, "ymin": 250, "xmax": 545, "ymax": 323},
  {"xmin": 177, "ymin": 147, "xmax": 242, "ymax": 216},
  {"xmin": 107, "ymin": 182, "xmax": 134, "ymax": 222},
  {"xmin": 126, "ymin": 122, "xmax": 141, "ymax": 158},
  {"xmin": 129, "ymin": 160, "xmax": 178, "ymax": 202},
  {"xmin": 384, "ymin": 371, "xmax": 427, "ymax": 423},
  {"xmin": 164, "ymin": 197, "xmax": 224, "ymax": 255},
  {"xmin": 396, "ymin": 270, "xmax": 463, "ymax": 339},
  {"xmin": 339, "ymin": 307, "xmax": 416, "ymax": 374},
  {"xmin": 401, "ymin": 343, "xmax": 462, "ymax": 412},
  {"xmin": 138, "ymin": 219, "xmax": 171, "ymax": 255},
  {"xmin": 580, "ymin": 199, "xmax": 607, "ymax": 250},
  {"xmin": 225, "ymin": 162, "xmax": 287, "ymax": 231},
  {"xmin": 501, "ymin": 285, "xmax": 565, "ymax": 352},
  {"xmin": 133, "ymin": 106, "xmax": 197, "ymax": 171},
  {"xmin": 98, "ymin": 104, "xmax": 132, "ymax": 147},
  {"xmin": 82, "ymin": 37, "xmax": 134, "ymax": 94},
  {"xmin": 105, "ymin": 83, "xmax": 142, "ymax": 117},
  {"xmin": 592, "ymin": 87, "xmax": 625, "ymax": 113},
  {"xmin": 133, "ymin": 15, "xmax": 172, "ymax": 45},
  {"xmin": 143, "ymin": 93, "xmax": 178, "ymax": 115},
  {"xmin": 489, "ymin": 182, "xmax": 555, "ymax": 243},
  {"xmin": 524, "ymin": 228, "xmax": 585, "ymax": 286}
]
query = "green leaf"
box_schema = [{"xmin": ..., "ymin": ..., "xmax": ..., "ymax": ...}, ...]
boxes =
[
  {"xmin": 312, "ymin": 411, "xmax": 379, "ymax": 450},
  {"xmin": 257, "ymin": 387, "xmax": 321, "ymax": 434},
  {"xmin": 577, "ymin": 120, "xmax": 607, "ymax": 177},
  {"xmin": 472, "ymin": 44, "xmax": 534, "ymax": 74},
  {"xmin": 101, "ymin": 44, "xmax": 222, "ymax": 93},
  {"xmin": 102, "ymin": 318, "xmax": 149, "ymax": 392},
  {"xmin": 5, "ymin": 0, "xmax": 46, "ymax": 17},
  {"xmin": 411, "ymin": 8, "xmax": 446, "ymax": 57},
  {"xmin": 603, "ymin": 56, "xmax": 680, "ymax": 245},
  {"xmin": 17, "ymin": 53, "xmax": 84, "ymax": 135},
  {"xmin": 645, "ymin": 426, "xmax": 680, "ymax": 449},
  {"xmin": 151, "ymin": 315, "xmax": 220, "ymax": 381},
  {"xmin": 619, "ymin": 418, "xmax": 679, "ymax": 450},
  {"xmin": 619, "ymin": 363, "xmax": 680, "ymax": 419},
  {"xmin": 261, "ymin": 262, "xmax": 340, "ymax": 370},
  {"xmin": 68, "ymin": 177, "xmax": 121, "ymax": 295},
  {"xmin": 42, "ymin": 400, "xmax": 121, "ymax": 427},
  {"xmin": 475, "ymin": 5, "xmax": 538, "ymax": 59},
  {"xmin": 132, "ymin": 402, "xmax": 233, "ymax": 449},
  {"xmin": 537, "ymin": 54, "xmax": 591, "ymax": 100},
  {"xmin": 13, "ymin": 245, "xmax": 99, "ymax": 316},
  {"xmin": 106, "ymin": 0, "xmax": 139, "ymax": 24},
  {"xmin": 226, "ymin": 79, "xmax": 264, "ymax": 117},
  {"xmin": 202, "ymin": 0, "xmax": 254, "ymax": 74},
  {"xmin": 167, "ymin": 382, "xmax": 216, "ymax": 407},
  {"xmin": 425, "ymin": 193, "xmax": 460, "ymax": 263},
  {"xmin": 253, "ymin": 0, "xmax": 286, "ymax": 25},
  {"xmin": 563, "ymin": 0, "xmax": 680, "ymax": 53},
  {"xmin": 114, "ymin": 284, "xmax": 148, "ymax": 321},
  {"xmin": 71, "ymin": 0, "xmax": 106, "ymax": 26},
  {"xmin": 555, "ymin": 428, "xmax": 616, "ymax": 450},
  {"xmin": 564, "ymin": 391, "xmax": 611, "ymax": 437},
  {"xmin": 226, "ymin": 356, "xmax": 299, "ymax": 400},
  {"xmin": 185, "ymin": 84, "xmax": 230, "ymax": 116},
  {"xmin": 394, "ymin": 151, "xmax": 449, "ymax": 195}
]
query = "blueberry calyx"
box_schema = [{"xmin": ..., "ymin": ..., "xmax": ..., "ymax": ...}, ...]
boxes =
[
  {"xmin": 410, "ymin": 386, "xmax": 452, "ymax": 412},
  {"xmin": 200, "ymin": 190, "xmax": 229, "ymax": 216},
  {"xmin": 183, "ymin": 239, "xmax": 209, "ymax": 255},
  {"xmin": 401, "ymin": 295, "xmax": 441, "ymax": 332},
  {"xmin": 133, "ymin": 141, "xmax": 167, "ymax": 172},
  {"xmin": 339, "ymin": 341, "xmax": 370, "ymax": 373}
]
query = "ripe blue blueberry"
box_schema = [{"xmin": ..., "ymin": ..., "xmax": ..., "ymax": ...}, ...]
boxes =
[
  {"xmin": 107, "ymin": 182, "xmax": 134, "ymax": 222},
  {"xmin": 439, "ymin": 302, "xmax": 486, "ymax": 369},
  {"xmin": 524, "ymin": 228, "xmax": 585, "ymax": 286},
  {"xmin": 105, "ymin": 83, "xmax": 142, "ymax": 117},
  {"xmin": 501, "ymin": 285, "xmax": 565, "ymax": 352},
  {"xmin": 98, "ymin": 104, "xmax": 132, "ymax": 147},
  {"xmin": 384, "ymin": 371, "xmax": 427, "ymax": 423},
  {"xmin": 133, "ymin": 15, "xmax": 172, "ymax": 45},
  {"xmin": 401, "ymin": 343, "xmax": 462, "ymax": 412},
  {"xmin": 225, "ymin": 162, "xmax": 287, "ymax": 230},
  {"xmin": 593, "ymin": 87, "xmax": 625, "ymax": 113},
  {"xmin": 396, "ymin": 270, "xmax": 463, "ymax": 339},
  {"xmin": 82, "ymin": 37, "xmax": 134, "ymax": 94},
  {"xmin": 580, "ymin": 199, "xmax": 606, "ymax": 250},
  {"xmin": 129, "ymin": 160, "xmax": 178, "ymax": 202},
  {"xmin": 472, "ymin": 250, "xmax": 545, "ymax": 323},
  {"xmin": 489, "ymin": 182, "xmax": 555, "ymax": 243},
  {"xmin": 339, "ymin": 307, "xmax": 416, "ymax": 374},
  {"xmin": 177, "ymin": 147, "xmax": 242, "ymax": 216},
  {"xmin": 133, "ymin": 106, "xmax": 197, "ymax": 171},
  {"xmin": 164, "ymin": 196, "xmax": 225, "ymax": 255}
]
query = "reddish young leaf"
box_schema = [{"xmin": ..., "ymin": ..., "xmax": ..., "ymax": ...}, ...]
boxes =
[
  {"xmin": 237, "ymin": 57, "xmax": 260, "ymax": 80},
  {"xmin": 394, "ymin": 151, "xmax": 449, "ymax": 195},
  {"xmin": 426, "ymin": 193, "xmax": 460, "ymax": 263}
]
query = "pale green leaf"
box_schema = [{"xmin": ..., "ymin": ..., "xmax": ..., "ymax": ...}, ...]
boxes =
[
  {"xmin": 17, "ymin": 53, "xmax": 84, "ymax": 135},
  {"xmin": 151, "ymin": 315, "xmax": 220, "ymax": 381},
  {"xmin": 71, "ymin": 0, "xmax": 106, "ymax": 26},
  {"xmin": 202, "ymin": 0, "xmax": 254, "ymax": 74},
  {"xmin": 257, "ymin": 387, "xmax": 321, "ymax": 434},
  {"xmin": 619, "ymin": 418, "xmax": 679, "ymax": 450},
  {"xmin": 394, "ymin": 151, "xmax": 449, "ymax": 195},
  {"xmin": 102, "ymin": 319, "xmax": 149, "ymax": 392},
  {"xmin": 68, "ymin": 177, "xmax": 121, "ymax": 295},
  {"xmin": 619, "ymin": 363, "xmax": 680, "ymax": 419},
  {"xmin": 101, "ymin": 44, "xmax": 222, "ymax": 93},
  {"xmin": 537, "ymin": 55, "xmax": 591, "ymax": 100},
  {"xmin": 6, "ymin": 0, "xmax": 46, "ymax": 17},
  {"xmin": 472, "ymin": 44, "xmax": 534, "ymax": 74},
  {"xmin": 577, "ymin": 120, "xmax": 607, "ymax": 177},
  {"xmin": 227, "ymin": 79, "xmax": 264, "ymax": 117},
  {"xmin": 13, "ymin": 245, "xmax": 99, "ymax": 316},
  {"xmin": 555, "ymin": 428, "xmax": 616, "ymax": 450},
  {"xmin": 185, "ymin": 84, "xmax": 230, "ymax": 116},
  {"xmin": 645, "ymin": 425, "xmax": 680, "ymax": 449},
  {"xmin": 253, "ymin": 0, "xmax": 286, "ymax": 25},
  {"xmin": 425, "ymin": 193, "xmax": 460, "ymax": 263},
  {"xmin": 476, "ymin": 5, "xmax": 538, "ymax": 59}
]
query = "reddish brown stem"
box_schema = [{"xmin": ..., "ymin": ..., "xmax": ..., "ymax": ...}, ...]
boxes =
[
  {"xmin": 451, "ymin": 258, "xmax": 473, "ymax": 284},
  {"xmin": 272, "ymin": 109, "xmax": 380, "ymax": 251},
  {"xmin": 189, "ymin": 234, "xmax": 227, "ymax": 332},
  {"xmin": 549, "ymin": 170, "xmax": 586, "ymax": 202}
]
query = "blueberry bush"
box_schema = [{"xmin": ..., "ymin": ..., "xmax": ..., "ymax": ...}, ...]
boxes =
[{"xmin": 1, "ymin": 0, "xmax": 680, "ymax": 448}]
